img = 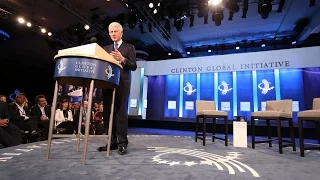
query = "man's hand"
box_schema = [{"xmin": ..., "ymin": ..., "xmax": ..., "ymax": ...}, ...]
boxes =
[
  {"xmin": 40, "ymin": 116, "xmax": 47, "ymax": 121},
  {"xmin": 0, "ymin": 119, "xmax": 8, "ymax": 127},
  {"xmin": 110, "ymin": 50, "xmax": 125, "ymax": 63}
]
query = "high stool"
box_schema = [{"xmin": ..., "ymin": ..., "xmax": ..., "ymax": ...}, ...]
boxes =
[
  {"xmin": 251, "ymin": 99, "xmax": 296, "ymax": 154},
  {"xmin": 298, "ymin": 98, "xmax": 320, "ymax": 157},
  {"xmin": 195, "ymin": 100, "xmax": 228, "ymax": 146}
]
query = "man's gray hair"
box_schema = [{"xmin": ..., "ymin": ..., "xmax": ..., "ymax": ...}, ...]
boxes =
[{"xmin": 109, "ymin": 22, "xmax": 123, "ymax": 32}]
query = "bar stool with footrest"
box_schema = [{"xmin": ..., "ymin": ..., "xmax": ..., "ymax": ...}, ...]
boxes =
[
  {"xmin": 298, "ymin": 98, "xmax": 320, "ymax": 157},
  {"xmin": 251, "ymin": 99, "xmax": 296, "ymax": 154},
  {"xmin": 195, "ymin": 100, "xmax": 229, "ymax": 146}
]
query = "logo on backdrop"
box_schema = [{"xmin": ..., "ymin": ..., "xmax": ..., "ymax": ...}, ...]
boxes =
[
  {"xmin": 57, "ymin": 61, "xmax": 66, "ymax": 74},
  {"xmin": 9, "ymin": 89, "xmax": 21, "ymax": 102},
  {"xmin": 258, "ymin": 79, "xmax": 274, "ymax": 95},
  {"xmin": 105, "ymin": 65, "xmax": 114, "ymax": 79},
  {"xmin": 218, "ymin": 81, "xmax": 232, "ymax": 95},
  {"xmin": 148, "ymin": 147, "xmax": 260, "ymax": 177},
  {"xmin": 183, "ymin": 82, "xmax": 196, "ymax": 95}
]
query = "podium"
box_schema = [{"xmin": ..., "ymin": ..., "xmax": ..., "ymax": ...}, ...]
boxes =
[{"xmin": 45, "ymin": 43, "xmax": 122, "ymax": 165}]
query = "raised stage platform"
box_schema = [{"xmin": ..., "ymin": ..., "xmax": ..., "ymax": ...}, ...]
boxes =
[{"xmin": 0, "ymin": 129, "xmax": 319, "ymax": 180}]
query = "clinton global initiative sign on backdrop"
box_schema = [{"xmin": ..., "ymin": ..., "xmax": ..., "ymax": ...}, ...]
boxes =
[
  {"xmin": 143, "ymin": 46, "xmax": 320, "ymax": 76},
  {"xmin": 171, "ymin": 61, "xmax": 290, "ymax": 74}
]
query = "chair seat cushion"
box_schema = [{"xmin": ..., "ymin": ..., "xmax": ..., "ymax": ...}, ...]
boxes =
[
  {"xmin": 251, "ymin": 110, "xmax": 292, "ymax": 118},
  {"xmin": 197, "ymin": 110, "xmax": 228, "ymax": 116},
  {"xmin": 298, "ymin": 110, "xmax": 320, "ymax": 118}
]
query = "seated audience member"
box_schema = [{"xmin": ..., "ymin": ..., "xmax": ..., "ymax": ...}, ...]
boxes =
[
  {"xmin": 93, "ymin": 103, "xmax": 105, "ymax": 135},
  {"xmin": 93, "ymin": 102, "xmax": 100, "ymax": 113},
  {"xmin": 73, "ymin": 101, "xmax": 94, "ymax": 134},
  {"xmin": 31, "ymin": 94, "xmax": 51, "ymax": 140},
  {"xmin": 0, "ymin": 95, "xmax": 7, "ymax": 103},
  {"xmin": 8, "ymin": 93, "xmax": 39, "ymax": 141},
  {"xmin": 55, "ymin": 99, "xmax": 74, "ymax": 134},
  {"xmin": 0, "ymin": 101, "xmax": 21, "ymax": 147}
]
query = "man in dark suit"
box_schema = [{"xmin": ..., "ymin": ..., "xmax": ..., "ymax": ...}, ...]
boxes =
[
  {"xmin": 0, "ymin": 101, "xmax": 21, "ymax": 147},
  {"xmin": 31, "ymin": 94, "xmax": 51, "ymax": 140},
  {"xmin": 8, "ymin": 93, "xmax": 39, "ymax": 141},
  {"xmin": 98, "ymin": 22, "xmax": 137, "ymax": 155}
]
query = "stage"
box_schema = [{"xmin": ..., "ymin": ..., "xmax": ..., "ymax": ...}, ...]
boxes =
[{"xmin": 0, "ymin": 129, "xmax": 319, "ymax": 180}]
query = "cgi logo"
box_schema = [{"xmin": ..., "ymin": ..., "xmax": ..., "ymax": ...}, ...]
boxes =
[
  {"xmin": 105, "ymin": 65, "xmax": 114, "ymax": 79},
  {"xmin": 183, "ymin": 82, "xmax": 196, "ymax": 95},
  {"xmin": 218, "ymin": 81, "xmax": 232, "ymax": 95},
  {"xmin": 258, "ymin": 79, "xmax": 274, "ymax": 95},
  {"xmin": 57, "ymin": 61, "xmax": 66, "ymax": 74}
]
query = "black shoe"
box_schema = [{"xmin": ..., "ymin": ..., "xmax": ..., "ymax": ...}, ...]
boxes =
[
  {"xmin": 118, "ymin": 146, "xmax": 127, "ymax": 155},
  {"xmin": 97, "ymin": 143, "xmax": 118, "ymax": 151}
]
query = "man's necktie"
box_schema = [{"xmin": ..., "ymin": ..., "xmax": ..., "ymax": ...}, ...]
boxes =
[{"xmin": 114, "ymin": 43, "xmax": 118, "ymax": 50}]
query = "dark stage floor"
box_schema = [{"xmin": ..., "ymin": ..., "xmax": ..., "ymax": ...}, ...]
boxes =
[{"xmin": 1, "ymin": 128, "xmax": 320, "ymax": 180}]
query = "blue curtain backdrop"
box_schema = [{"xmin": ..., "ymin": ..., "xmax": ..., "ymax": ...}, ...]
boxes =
[
  {"xmin": 145, "ymin": 68, "xmax": 319, "ymax": 127},
  {"xmin": 279, "ymin": 68, "xmax": 305, "ymax": 122},
  {"xmin": 217, "ymin": 72, "xmax": 234, "ymax": 119},
  {"xmin": 164, "ymin": 75, "xmax": 180, "ymax": 117},
  {"xmin": 182, "ymin": 74, "xmax": 197, "ymax": 118},
  {"xmin": 236, "ymin": 71, "xmax": 254, "ymax": 120},
  {"xmin": 199, "ymin": 73, "xmax": 215, "ymax": 101},
  {"xmin": 256, "ymin": 70, "xmax": 276, "ymax": 111},
  {"xmin": 146, "ymin": 76, "xmax": 165, "ymax": 120}
]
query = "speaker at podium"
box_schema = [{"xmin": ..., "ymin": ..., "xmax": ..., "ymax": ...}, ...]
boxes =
[{"xmin": 46, "ymin": 43, "xmax": 122, "ymax": 165}]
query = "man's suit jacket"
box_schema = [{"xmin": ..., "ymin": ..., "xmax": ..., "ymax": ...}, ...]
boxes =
[
  {"xmin": 0, "ymin": 101, "xmax": 10, "ymax": 120},
  {"xmin": 8, "ymin": 103, "xmax": 31, "ymax": 122},
  {"xmin": 31, "ymin": 105, "xmax": 51, "ymax": 121},
  {"xmin": 103, "ymin": 42, "xmax": 137, "ymax": 94}
]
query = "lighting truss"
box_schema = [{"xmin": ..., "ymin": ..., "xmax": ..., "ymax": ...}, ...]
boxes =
[
  {"xmin": 54, "ymin": 0, "xmax": 109, "ymax": 39},
  {"xmin": 130, "ymin": 0, "xmax": 171, "ymax": 40}
]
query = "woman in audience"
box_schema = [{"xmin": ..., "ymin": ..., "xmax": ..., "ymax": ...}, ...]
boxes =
[
  {"xmin": 55, "ymin": 99, "xmax": 74, "ymax": 134},
  {"xmin": 93, "ymin": 103, "xmax": 105, "ymax": 135}
]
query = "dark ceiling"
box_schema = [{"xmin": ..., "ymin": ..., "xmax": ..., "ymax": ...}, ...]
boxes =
[{"xmin": 0, "ymin": 0, "xmax": 319, "ymax": 67}]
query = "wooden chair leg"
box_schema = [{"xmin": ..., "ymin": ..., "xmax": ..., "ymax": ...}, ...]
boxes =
[
  {"xmin": 289, "ymin": 118, "xmax": 296, "ymax": 151},
  {"xmin": 298, "ymin": 118, "xmax": 304, "ymax": 157},
  {"xmin": 195, "ymin": 116, "xmax": 199, "ymax": 142},
  {"xmin": 212, "ymin": 118, "xmax": 216, "ymax": 142},
  {"xmin": 276, "ymin": 118, "xmax": 283, "ymax": 154},
  {"xmin": 316, "ymin": 122, "xmax": 320, "ymax": 151},
  {"xmin": 251, "ymin": 117, "xmax": 255, "ymax": 149},
  {"xmin": 266, "ymin": 119, "xmax": 272, "ymax": 147},
  {"xmin": 203, "ymin": 116, "xmax": 206, "ymax": 146},
  {"xmin": 224, "ymin": 116, "xmax": 228, "ymax": 146}
]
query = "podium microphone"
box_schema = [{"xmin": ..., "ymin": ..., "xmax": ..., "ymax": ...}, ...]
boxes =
[{"xmin": 81, "ymin": 37, "xmax": 97, "ymax": 45}]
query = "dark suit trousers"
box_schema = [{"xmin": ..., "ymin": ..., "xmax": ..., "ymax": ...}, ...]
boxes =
[
  {"xmin": 11, "ymin": 117, "xmax": 38, "ymax": 132},
  {"xmin": 103, "ymin": 89, "xmax": 129, "ymax": 147},
  {"xmin": 0, "ymin": 123, "xmax": 22, "ymax": 147},
  {"xmin": 38, "ymin": 120, "xmax": 50, "ymax": 139}
]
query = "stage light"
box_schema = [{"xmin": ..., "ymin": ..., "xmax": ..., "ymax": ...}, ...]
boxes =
[
  {"xmin": 149, "ymin": 3, "xmax": 154, "ymax": 8},
  {"xmin": 17, "ymin": 17, "xmax": 25, "ymax": 24},
  {"xmin": 84, "ymin": 25, "xmax": 90, "ymax": 30},
  {"xmin": 207, "ymin": 45, "xmax": 212, "ymax": 52},
  {"xmin": 153, "ymin": 9, "xmax": 157, "ymax": 14},
  {"xmin": 292, "ymin": 41, "xmax": 296, "ymax": 45},
  {"xmin": 48, "ymin": 32, "xmax": 52, "ymax": 36},
  {"xmin": 235, "ymin": 42, "xmax": 240, "ymax": 50},
  {"xmin": 209, "ymin": 0, "xmax": 222, "ymax": 6},
  {"xmin": 41, "ymin": 28, "xmax": 46, "ymax": 33},
  {"xmin": 26, "ymin": 22, "xmax": 32, "ymax": 27}
]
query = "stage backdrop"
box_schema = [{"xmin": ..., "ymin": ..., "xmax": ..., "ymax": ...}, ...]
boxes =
[{"xmin": 126, "ymin": 47, "xmax": 320, "ymax": 126}]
